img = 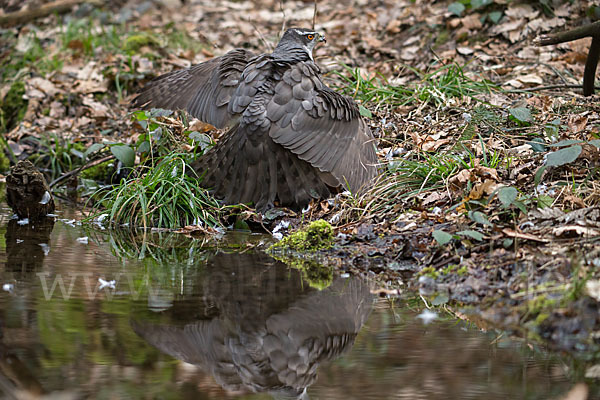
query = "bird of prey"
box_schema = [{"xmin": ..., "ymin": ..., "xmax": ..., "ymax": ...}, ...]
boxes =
[
  {"xmin": 132, "ymin": 28, "xmax": 378, "ymax": 211},
  {"xmin": 132, "ymin": 252, "xmax": 373, "ymax": 398}
]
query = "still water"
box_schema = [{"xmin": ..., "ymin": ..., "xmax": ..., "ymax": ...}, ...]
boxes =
[{"xmin": 0, "ymin": 205, "xmax": 597, "ymax": 399}]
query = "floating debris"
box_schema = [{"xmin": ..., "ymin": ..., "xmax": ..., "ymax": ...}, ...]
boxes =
[
  {"xmin": 98, "ymin": 278, "xmax": 116, "ymax": 290},
  {"xmin": 416, "ymin": 309, "xmax": 438, "ymax": 325}
]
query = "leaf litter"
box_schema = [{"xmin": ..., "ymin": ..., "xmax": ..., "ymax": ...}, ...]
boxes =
[{"xmin": 2, "ymin": 0, "xmax": 600, "ymax": 353}]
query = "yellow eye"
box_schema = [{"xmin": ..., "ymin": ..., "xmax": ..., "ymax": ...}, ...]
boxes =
[{"xmin": 307, "ymin": 34, "xmax": 314, "ymax": 40}]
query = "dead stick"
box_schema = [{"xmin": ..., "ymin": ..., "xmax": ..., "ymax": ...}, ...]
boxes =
[
  {"xmin": 312, "ymin": 0, "xmax": 318, "ymax": 30},
  {"xmin": 0, "ymin": 0, "xmax": 103, "ymax": 27},
  {"xmin": 49, "ymin": 154, "xmax": 114, "ymax": 189},
  {"xmin": 534, "ymin": 21, "xmax": 600, "ymax": 96},
  {"xmin": 513, "ymin": 84, "xmax": 600, "ymax": 92}
]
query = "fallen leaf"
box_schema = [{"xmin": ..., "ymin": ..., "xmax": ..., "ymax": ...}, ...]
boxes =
[
  {"xmin": 502, "ymin": 228, "xmax": 549, "ymax": 242},
  {"xmin": 552, "ymin": 226, "xmax": 600, "ymax": 237}
]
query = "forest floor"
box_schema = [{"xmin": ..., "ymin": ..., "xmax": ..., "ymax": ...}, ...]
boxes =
[{"xmin": 2, "ymin": 0, "xmax": 600, "ymax": 353}]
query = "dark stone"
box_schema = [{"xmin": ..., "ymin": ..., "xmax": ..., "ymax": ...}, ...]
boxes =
[{"xmin": 6, "ymin": 160, "xmax": 55, "ymax": 220}]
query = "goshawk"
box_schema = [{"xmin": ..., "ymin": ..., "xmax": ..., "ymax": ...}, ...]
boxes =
[{"xmin": 133, "ymin": 28, "xmax": 378, "ymax": 211}]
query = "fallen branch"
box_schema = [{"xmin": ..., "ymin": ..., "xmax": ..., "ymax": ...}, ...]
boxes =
[
  {"xmin": 49, "ymin": 154, "xmax": 114, "ymax": 189},
  {"xmin": 534, "ymin": 21, "xmax": 600, "ymax": 96},
  {"xmin": 512, "ymin": 84, "xmax": 600, "ymax": 92},
  {"xmin": 0, "ymin": 0, "xmax": 103, "ymax": 27}
]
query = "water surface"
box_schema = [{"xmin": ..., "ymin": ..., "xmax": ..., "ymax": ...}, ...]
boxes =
[{"xmin": 0, "ymin": 205, "xmax": 597, "ymax": 399}]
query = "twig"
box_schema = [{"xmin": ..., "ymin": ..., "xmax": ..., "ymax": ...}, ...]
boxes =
[
  {"xmin": 250, "ymin": 22, "xmax": 272, "ymax": 52},
  {"xmin": 0, "ymin": 0, "xmax": 103, "ymax": 27},
  {"xmin": 534, "ymin": 21, "xmax": 600, "ymax": 96},
  {"xmin": 514, "ymin": 84, "xmax": 600, "ymax": 92},
  {"xmin": 49, "ymin": 155, "xmax": 114, "ymax": 188},
  {"xmin": 312, "ymin": 0, "xmax": 318, "ymax": 30},
  {"xmin": 509, "ymin": 84, "xmax": 600, "ymax": 93},
  {"xmin": 279, "ymin": 0, "xmax": 287, "ymax": 39}
]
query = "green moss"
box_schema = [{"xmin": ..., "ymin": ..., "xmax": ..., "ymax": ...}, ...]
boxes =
[
  {"xmin": 419, "ymin": 266, "xmax": 439, "ymax": 279},
  {"xmin": 269, "ymin": 220, "xmax": 334, "ymax": 252},
  {"xmin": 0, "ymin": 149, "xmax": 10, "ymax": 173},
  {"xmin": 1, "ymin": 81, "xmax": 27, "ymax": 132},
  {"xmin": 122, "ymin": 33, "xmax": 160, "ymax": 54},
  {"xmin": 440, "ymin": 264, "xmax": 469, "ymax": 276},
  {"xmin": 526, "ymin": 294, "xmax": 557, "ymax": 316},
  {"xmin": 434, "ymin": 29, "xmax": 450, "ymax": 48},
  {"xmin": 80, "ymin": 160, "xmax": 114, "ymax": 181}
]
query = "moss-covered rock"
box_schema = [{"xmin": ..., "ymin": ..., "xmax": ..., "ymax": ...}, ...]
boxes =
[
  {"xmin": 122, "ymin": 33, "xmax": 160, "ymax": 54},
  {"xmin": 269, "ymin": 219, "xmax": 334, "ymax": 252},
  {"xmin": 1, "ymin": 81, "xmax": 27, "ymax": 132},
  {"xmin": 80, "ymin": 160, "xmax": 114, "ymax": 182}
]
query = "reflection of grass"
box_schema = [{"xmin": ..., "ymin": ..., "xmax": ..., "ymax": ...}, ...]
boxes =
[{"xmin": 100, "ymin": 228, "xmax": 211, "ymax": 266}]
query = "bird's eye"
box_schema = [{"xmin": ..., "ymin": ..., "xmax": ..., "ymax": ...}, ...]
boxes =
[{"xmin": 306, "ymin": 34, "xmax": 314, "ymax": 40}]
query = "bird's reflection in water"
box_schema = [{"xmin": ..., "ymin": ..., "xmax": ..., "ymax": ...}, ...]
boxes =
[{"xmin": 132, "ymin": 252, "xmax": 373, "ymax": 399}]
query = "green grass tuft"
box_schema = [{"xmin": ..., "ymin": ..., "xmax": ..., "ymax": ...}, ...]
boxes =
[
  {"xmin": 88, "ymin": 152, "xmax": 222, "ymax": 229},
  {"xmin": 334, "ymin": 62, "xmax": 498, "ymax": 109}
]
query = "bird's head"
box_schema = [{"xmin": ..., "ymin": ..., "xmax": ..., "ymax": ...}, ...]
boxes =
[{"xmin": 273, "ymin": 28, "xmax": 326, "ymax": 61}]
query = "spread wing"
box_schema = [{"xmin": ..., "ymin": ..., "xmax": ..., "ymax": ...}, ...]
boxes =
[
  {"xmin": 266, "ymin": 63, "xmax": 378, "ymax": 192},
  {"xmin": 131, "ymin": 48, "xmax": 256, "ymax": 129}
]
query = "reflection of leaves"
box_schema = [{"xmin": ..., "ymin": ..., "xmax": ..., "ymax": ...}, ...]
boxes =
[{"xmin": 546, "ymin": 145, "xmax": 582, "ymax": 167}]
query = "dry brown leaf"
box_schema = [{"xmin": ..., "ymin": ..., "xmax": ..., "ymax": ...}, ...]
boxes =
[
  {"xmin": 449, "ymin": 169, "xmax": 472, "ymax": 192},
  {"xmin": 568, "ymin": 115, "xmax": 589, "ymax": 134},
  {"xmin": 473, "ymin": 166, "xmax": 501, "ymax": 181},
  {"xmin": 553, "ymin": 226, "xmax": 600, "ymax": 237}
]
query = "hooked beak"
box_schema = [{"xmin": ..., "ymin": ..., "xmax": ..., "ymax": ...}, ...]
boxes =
[{"xmin": 318, "ymin": 32, "xmax": 326, "ymax": 43}]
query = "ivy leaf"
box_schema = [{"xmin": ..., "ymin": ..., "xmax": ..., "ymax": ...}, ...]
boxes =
[
  {"xmin": 487, "ymin": 11, "xmax": 503, "ymax": 23},
  {"xmin": 457, "ymin": 230, "xmax": 484, "ymax": 241},
  {"xmin": 448, "ymin": 2, "xmax": 465, "ymax": 16},
  {"xmin": 359, "ymin": 105, "xmax": 372, "ymax": 118},
  {"xmin": 84, "ymin": 143, "xmax": 105, "ymax": 160},
  {"xmin": 137, "ymin": 140, "xmax": 150, "ymax": 154},
  {"xmin": 589, "ymin": 139, "xmax": 600, "ymax": 149},
  {"xmin": 549, "ymin": 139, "xmax": 584, "ymax": 147},
  {"xmin": 509, "ymin": 107, "xmax": 532, "ymax": 123},
  {"xmin": 468, "ymin": 210, "xmax": 493, "ymax": 227},
  {"xmin": 471, "ymin": 0, "xmax": 492, "ymax": 9},
  {"xmin": 527, "ymin": 138, "xmax": 546, "ymax": 153},
  {"xmin": 546, "ymin": 145, "xmax": 582, "ymax": 167},
  {"xmin": 433, "ymin": 230, "xmax": 453, "ymax": 245},
  {"xmin": 498, "ymin": 186, "xmax": 518, "ymax": 208},
  {"xmin": 111, "ymin": 145, "xmax": 135, "ymax": 167}
]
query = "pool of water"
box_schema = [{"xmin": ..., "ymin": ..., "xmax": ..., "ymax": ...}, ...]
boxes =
[{"xmin": 0, "ymin": 205, "xmax": 597, "ymax": 399}]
